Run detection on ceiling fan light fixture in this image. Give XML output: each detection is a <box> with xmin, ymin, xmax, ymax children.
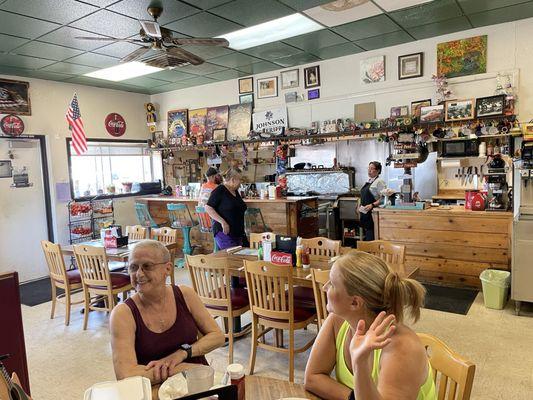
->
<box><xmin>140</xmin><ymin>20</ymin><xmax>162</xmax><ymax>38</ymax></box>
<box><xmin>84</xmin><ymin>61</ymin><xmax>163</xmax><ymax>81</ymax></box>
<box><xmin>218</xmin><ymin>13</ymin><xmax>323</xmax><ymax>50</ymax></box>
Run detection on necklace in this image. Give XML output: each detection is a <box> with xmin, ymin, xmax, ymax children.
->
<box><xmin>140</xmin><ymin>289</ymin><xmax>167</xmax><ymax>330</ymax></box>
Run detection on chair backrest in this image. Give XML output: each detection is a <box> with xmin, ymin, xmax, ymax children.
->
<box><xmin>41</xmin><ymin>240</ymin><xmax>68</xmax><ymax>283</ymax></box>
<box><xmin>73</xmin><ymin>245</ymin><xmax>111</xmax><ymax>288</ymax></box>
<box><xmin>168</xmin><ymin>203</ymin><xmax>194</xmax><ymax>228</ymax></box>
<box><xmin>249</xmin><ymin>232</ymin><xmax>276</xmax><ymax>249</ymax></box>
<box><xmin>150</xmin><ymin>227</ymin><xmax>178</xmax><ymax>245</ymax></box>
<box><xmin>195</xmin><ymin>205</ymin><xmax>213</xmax><ymax>233</ymax></box>
<box><xmin>339</xmin><ymin>246</ymin><xmax>354</xmax><ymax>255</ymax></box>
<box><xmin>301</xmin><ymin>237</ymin><xmax>341</xmax><ymax>258</ymax></box>
<box><xmin>135</xmin><ymin>203</ymin><xmax>156</xmax><ymax>228</ymax></box>
<box><xmin>311</xmin><ymin>268</ymin><xmax>330</xmax><ymax>330</ymax></box>
<box><xmin>357</xmin><ymin>240</ymin><xmax>406</xmax><ymax>266</ymax></box>
<box><xmin>244</xmin><ymin>208</ymin><xmax>267</xmax><ymax>235</ymax></box>
<box><xmin>418</xmin><ymin>333</ymin><xmax>476</xmax><ymax>400</ymax></box>
<box><xmin>244</xmin><ymin>260</ymin><xmax>293</xmax><ymax>322</ymax></box>
<box><xmin>185</xmin><ymin>254</ymin><xmax>232</xmax><ymax>310</ymax></box>
<box><xmin>125</xmin><ymin>225</ymin><xmax>147</xmax><ymax>241</ymax></box>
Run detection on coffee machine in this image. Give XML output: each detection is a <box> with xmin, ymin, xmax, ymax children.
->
<box><xmin>485</xmin><ymin>154</ymin><xmax>509</xmax><ymax>211</ymax></box>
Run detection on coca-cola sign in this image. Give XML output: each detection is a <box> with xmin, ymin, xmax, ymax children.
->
<box><xmin>0</xmin><ymin>114</ymin><xmax>24</xmax><ymax>136</ymax></box>
<box><xmin>270</xmin><ymin>251</ymin><xmax>293</xmax><ymax>266</ymax></box>
<box><xmin>105</xmin><ymin>113</ymin><xmax>126</xmax><ymax>137</ymax></box>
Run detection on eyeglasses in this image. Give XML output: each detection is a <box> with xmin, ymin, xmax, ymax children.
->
<box><xmin>128</xmin><ymin>262</ymin><xmax>167</xmax><ymax>274</ymax></box>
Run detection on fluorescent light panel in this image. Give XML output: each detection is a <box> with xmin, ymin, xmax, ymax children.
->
<box><xmin>219</xmin><ymin>13</ymin><xmax>323</xmax><ymax>50</ymax></box>
<box><xmin>84</xmin><ymin>61</ymin><xmax>163</xmax><ymax>81</ymax></box>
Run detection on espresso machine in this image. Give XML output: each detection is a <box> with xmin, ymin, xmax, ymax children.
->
<box><xmin>485</xmin><ymin>154</ymin><xmax>509</xmax><ymax>211</ymax></box>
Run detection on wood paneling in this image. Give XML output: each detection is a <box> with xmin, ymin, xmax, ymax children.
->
<box><xmin>379</xmin><ymin>214</ymin><xmax>510</xmax><ymax>233</ymax></box>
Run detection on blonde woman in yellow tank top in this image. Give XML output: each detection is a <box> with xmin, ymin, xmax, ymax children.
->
<box><xmin>304</xmin><ymin>251</ymin><xmax>436</xmax><ymax>400</ymax></box>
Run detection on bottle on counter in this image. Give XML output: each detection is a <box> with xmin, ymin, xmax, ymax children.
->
<box><xmin>296</xmin><ymin>245</ymin><xmax>303</xmax><ymax>268</ymax></box>
<box><xmin>257</xmin><ymin>243</ymin><xmax>263</xmax><ymax>261</ymax></box>
<box><xmin>226</xmin><ymin>364</ymin><xmax>245</xmax><ymax>400</ymax></box>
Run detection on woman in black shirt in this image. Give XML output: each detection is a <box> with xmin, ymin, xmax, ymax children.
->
<box><xmin>205</xmin><ymin>167</ymin><xmax>248</xmax><ymax>250</ymax></box>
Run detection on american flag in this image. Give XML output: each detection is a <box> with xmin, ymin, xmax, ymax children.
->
<box><xmin>66</xmin><ymin>93</ymin><xmax>88</xmax><ymax>155</ymax></box>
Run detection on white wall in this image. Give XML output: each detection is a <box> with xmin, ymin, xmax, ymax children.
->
<box><xmin>0</xmin><ymin>76</ymin><xmax>150</xmax><ymax>246</ymax></box>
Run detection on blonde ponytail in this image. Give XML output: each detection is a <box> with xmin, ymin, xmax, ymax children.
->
<box><xmin>384</xmin><ymin>271</ymin><xmax>426</xmax><ymax>323</ymax></box>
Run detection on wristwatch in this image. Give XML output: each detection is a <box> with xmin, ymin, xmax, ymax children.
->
<box><xmin>180</xmin><ymin>343</ymin><xmax>193</xmax><ymax>360</ymax></box>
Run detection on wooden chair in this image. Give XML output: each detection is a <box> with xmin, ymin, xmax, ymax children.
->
<box><xmin>186</xmin><ymin>254</ymin><xmax>250</xmax><ymax>364</ymax></box>
<box><xmin>310</xmin><ymin>269</ymin><xmax>330</xmax><ymax>330</ymax></box>
<box><xmin>41</xmin><ymin>240</ymin><xmax>83</xmax><ymax>326</ymax></box>
<box><xmin>301</xmin><ymin>237</ymin><xmax>341</xmax><ymax>259</ymax></box>
<box><xmin>418</xmin><ymin>333</ymin><xmax>476</xmax><ymax>400</ymax></box>
<box><xmin>73</xmin><ymin>245</ymin><xmax>132</xmax><ymax>330</ymax></box>
<box><xmin>195</xmin><ymin>205</ymin><xmax>217</xmax><ymax>252</ymax></box>
<box><xmin>357</xmin><ymin>240</ymin><xmax>406</xmax><ymax>269</ymax></box>
<box><xmin>340</xmin><ymin>246</ymin><xmax>354</xmax><ymax>255</ymax></box>
<box><xmin>249</xmin><ymin>232</ymin><xmax>276</xmax><ymax>249</ymax></box>
<box><xmin>125</xmin><ymin>225</ymin><xmax>147</xmax><ymax>241</ymax></box>
<box><xmin>244</xmin><ymin>260</ymin><xmax>316</xmax><ymax>382</ymax></box>
<box><xmin>151</xmin><ymin>227</ymin><xmax>178</xmax><ymax>285</ymax></box>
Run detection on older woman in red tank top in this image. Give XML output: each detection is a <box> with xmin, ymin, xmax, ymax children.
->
<box><xmin>110</xmin><ymin>240</ymin><xmax>224</xmax><ymax>384</ymax></box>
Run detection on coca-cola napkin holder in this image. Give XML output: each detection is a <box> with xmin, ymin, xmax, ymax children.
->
<box><xmin>270</xmin><ymin>251</ymin><xmax>293</xmax><ymax>266</ymax></box>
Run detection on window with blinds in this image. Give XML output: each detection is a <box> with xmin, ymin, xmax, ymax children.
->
<box><xmin>68</xmin><ymin>140</ymin><xmax>163</xmax><ymax>199</ymax></box>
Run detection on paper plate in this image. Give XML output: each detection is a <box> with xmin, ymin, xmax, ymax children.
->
<box><xmin>159</xmin><ymin>371</ymin><xmax>225</xmax><ymax>400</ymax></box>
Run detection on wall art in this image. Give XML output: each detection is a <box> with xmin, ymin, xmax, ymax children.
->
<box><xmin>206</xmin><ymin>105</ymin><xmax>229</xmax><ymax>141</ymax></box>
<box><xmin>445</xmin><ymin>99</ymin><xmax>475</xmax><ymax>122</ymax></box>
<box><xmin>360</xmin><ymin>56</ymin><xmax>385</xmax><ymax>84</ymax></box>
<box><xmin>0</xmin><ymin>78</ymin><xmax>31</xmax><ymax>115</ymax></box>
<box><xmin>308</xmin><ymin>89</ymin><xmax>320</xmax><ymax>100</ymax></box>
<box><xmin>476</xmin><ymin>95</ymin><xmax>505</xmax><ymax>118</ymax></box>
<box><xmin>304</xmin><ymin>65</ymin><xmax>320</xmax><ymax>88</ymax></box>
<box><xmin>437</xmin><ymin>35</ymin><xmax>487</xmax><ymax>78</ymax></box>
<box><xmin>281</xmin><ymin>69</ymin><xmax>299</xmax><ymax>89</ymax></box>
<box><xmin>411</xmin><ymin>99</ymin><xmax>431</xmax><ymax>118</ymax></box>
<box><xmin>238</xmin><ymin>77</ymin><xmax>253</xmax><ymax>94</ymax></box>
<box><xmin>227</xmin><ymin>103</ymin><xmax>252</xmax><ymax>140</ymax></box>
<box><xmin>167</xmin><ymin>109</ymin><xmax>188</xmax><ymax>138</ymax></box>
<box><xmin>420</xmin><ymin>105</ymin><xmax>444</xmax><ymax>123</ymax></box>
<box><xmin>257</xmin><ymin>76</ymin><xmax>278</xmax><ymax>99</ymax></box>
<box><xmin>398</xmin><ymin>52</ymin><xmax>423</xmax><ymax>80</ymax></box>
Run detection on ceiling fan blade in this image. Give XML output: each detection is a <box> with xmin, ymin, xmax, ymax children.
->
<box><xmin>170</xmin><ymin>38</ymin><xmax>229</xmax><ymax>47</ymax></box>
<box><xmin>75</xmin><ymin>36</ymin><xmax>145</xmax><ymax>43</ymax></box>
<box><xmin>166</xmin><ymin>46</ymin><xmax>204</xmax><ymax>65</ymax></box>
<box><xmin>120</xmin><ymin>46</ymin><xmax>152</xmax><ymax>63</ymax></box>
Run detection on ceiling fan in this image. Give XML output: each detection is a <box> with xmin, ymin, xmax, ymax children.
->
<box><xmin>75</xmin><ymin>3</ymin><xmax>229</xmax><ymax>68</ymax></box>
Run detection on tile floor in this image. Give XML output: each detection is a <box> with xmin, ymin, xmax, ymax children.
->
<box><xmin>21</xmin><ymin>269</ymin><xmax>533</xmax><ymax>400</ymax></box>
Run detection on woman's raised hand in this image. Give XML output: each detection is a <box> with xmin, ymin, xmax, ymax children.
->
<box><xmin>349</xmin><ymin>311</ymin><xmax>396</xmax><ymax>367</ymax></box>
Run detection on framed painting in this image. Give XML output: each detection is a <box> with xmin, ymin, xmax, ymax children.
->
<box><xmin>308</xmin><ymin>89</ymin><xmax>320</xmax><ymax>100</ymax></box>
<box><xmin>257</xmin><ymin>77</ymin><xmax>278</xmax><ymax>99</ymax></box>
<box><xmin>239</xmin><ymin>93</ymin><xmax>254</xmax><ymax>104</ymax></box>
<box><xmin>445</xmin><ymin>99</ymin><xmax>475</xmax><ymax>122</ymax></box>
<box><xmin>188</xmin><ymin>108</ymin><xmax>207</xmax><ymax>139</ymax></box>
<box><xmin>476</xmin><ymin>95</ymin><xmax>505</xmax><ymax>118</ymax></box>
<box><xmin>227</xmin><ymin>103</ymin><xmax>252</xmax><ymax>140</ymax></box>
<box><xmin>206</xmin><ymin>105</ymin><xmax>229</xmax><ymax>141</ymax></box>
<box><xmin>304</xmin><ymin>65</ymin><xmax>320</xmax><ymax>88</ymax></box>
<box><xmin>281</xmin><ymin>69</ymin><xmax>299</xmax><ymax>89</ymax></box>
<box><xmin>360</xmin><ymin>56</ymin><xmax>385</xmax><ymax>84</ymax></box>
<box><xmin>390</xmin><ymin>106</ymin><xmax>409</xmax><ymax>118</ymax></box>
<box><xmin>411</xmin><ymin>99</ymin><xmax>431</xmax><ymax>118</ymax></box>
<box><xmin>0</xmin><ymin>78</ymin><xmax>31</xmax><ymax>115</ymax></box>
<box><xmin>167</xmin><ymin>109</ymin><xmax>188</xmax><ymax>138</ymax></box>
<box><xmin>420</xmin><ymin>105</ymin><xmax>444</xmax><ymax>123</ymax></box>
<box><xmin>437</xmin><ymin>35</ymin><xmax>487</xmax><ymax>78</ymax></box>
<box><xmin>238</xmin><ymin>77</ymin><xmax>253</xmax><ymax>94</ymax></box>
<box><xmin>213</xmin><ymin>128</ymin><xmax>227</xmax><ymax>143</ymax></box>
<box><xmin>398</xmin><ymin>52</ymin><xmax>423</xmax><ymax>80</ymax></box>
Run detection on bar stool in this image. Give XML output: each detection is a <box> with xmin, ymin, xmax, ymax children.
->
<box><xmin>135</xmin><ymin>203</ymin><xmax>166</xmax><ymax>230</ymax></box>
<box><xmin>167</xmin><ymin>203</ymin><xmax>197</xmax><ymax>267</ymax></box>
<box><xmin>244</xmin><ymin>208</ymin><xmax>269</xmax><ymax>237</ymax></box>
<box><xmin>195</xmin><ymin>205</ymin><xmax>218</xmax><ymax>252</ymax></box>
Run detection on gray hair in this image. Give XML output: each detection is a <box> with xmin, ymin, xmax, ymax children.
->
<box><xmin>223</xmin><ymin>167</ymin><xmax>242</xmax><ymax>181</ymax></box>
<box><xmin>131</xmin><ymin>239</ymin><xmax>170</xmax><ymax>263</ymax></box>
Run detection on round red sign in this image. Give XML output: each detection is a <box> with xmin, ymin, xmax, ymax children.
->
<box><xmin>105</xmin><ymin>113</ymin><xmax>126</xmax><ymax>137</ymax></box>
<box><xmin>0</xmin><ymin>114</ymin><xmax>24</xmax><ymax>136</ymax></box>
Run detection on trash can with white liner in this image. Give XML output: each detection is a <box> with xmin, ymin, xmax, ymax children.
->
<box><xmin>479</xmin><ymin>269</ymin><xmax>511</xmax><ymax>310</ymax></box>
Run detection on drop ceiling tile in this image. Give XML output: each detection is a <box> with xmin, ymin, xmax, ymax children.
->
<box><xmin>209</xmin><ymin>52</ymin><xmax>262</xmax><ymax>68</ymax></box>
<box><xmin>0</xmin><ymin>33</ymin><xmax>29</xmax><ymax>52</ymax></box>
<box><xmin>92</xmin><ymin>41</ymin><xmax>144</xmax><ymax>58</ymax></box>
<box><xmin>0</xmin><ymin>10</ymin><xmax>60</xmax><ymax>39</ymax></box>
<box><xmin>178</xmin><ymin>44</ymin><xmax>235</xmax><ymax>60</ymax></box>
<box><xmin>179</xmin><ymin>62</ymin><xmax>229</xmax><ymax>75</ymax></box>
<box><xmin>186</xmin><ymin>0</ymin><xmax>234</xmax><ymax>9</ymax></box>
<box><xmin>311</xmin><ymin>42</ymin><xmax>364</xmax><ymax>59</ymax></box>
<box><xmin>21</xmin><ymin>70</ymin><xmax>75</xmax><ymax>81</ymax></box>
<box><xmin>210</xmin><ymin>0</ymin><xmax>294</xmax><ymax>26</ymax></box>
<box><xmin>273</xmin><ymin>52</ymin><xmax>321</xmax><ymax>68</ymax></box>
<box><xmin>107</xmin><ymin>0</ymin><xmax>199</xmax><ymax>25</ymax></box>
<box><xmin>0</xmin><ymin>65</ymin><xmax>34</xmax><ymax>76</ymax></box>
<box><xmin>64</xmin><ymin>76</ymin><xmax>147</xmax><ymax>93</ymax></box>
<box><xmin>39</xmin><ymin>27</ymin><xmax>110</xmax><ymax>51</ymax></box>
<box><xmin>42</xmin><ymin>61</ymin><xmax>98</xmax><ymax>74</ymax></box>
<box><xmin>207</xmin><ymin>68</ymin><xmax>247</xmax><ymax>80</ymax></box>
<box><xmin>469</xmin><ymin>2</ymin><xmax>533</xmax><ymax>27</ymax></box>
<box><xmin>0</xmin><ymin>0</ymin><xmax>98</xmax><ymax>24</ymax></box>
<box><xmin>242</xmin><ymin>42</ymin><xmax>303</xmax><ymax>59</ymax></box>
<box><xmin>373</xmin><ymin>0</ymin><xmax>434</xmax><ymax>12</ymax></box>
<box><xmin>70</xmin><ymin>9</ymin><xmax>141</xmax><ymax>38</ymax></box>
<box><xmin>14</xmin><ymin>41</ymin><xmax>84</xmax><ymax>61</ymax></box>
<box><xmin>64</xmin><ymin>52</ymin><xmax>120</xmax><ymax>68</ymax></box>
<box><xmin>388</xmin><ymin>0</ymin><xmax>462</xmax><ymax>28</ymax></box>
<box><xmin>147</xmin><ymin>69</ymin><xmax>197</xmax><ymax>82</ymax></box>
<box><xmin>164</xmin><ymin>12</ymin><xmax>242</xmax><ymax>37</ymax></box>
<box><xmin>457</xmin><ymin>0</ymin><xmax>530</xmax><ymax>14</ymax></box>
<box><xmin>355</xmin><ymin>30</ymin><xmax>414</xmax><ymax>50</ymax></box>
<box><xmin>179</xmin><ymin>76</ymin><xmax>218</xmax><ymax>87</ymax></box>
<box><xmin>406</xmin><ymin>16</ymin><xmax>472</xmax><ymax>39</ymax></box>
<box><xmin>120</xmin><ymin>76</ymin><xmax>171</xmax><ymax>88</ymax></box>
<box><xmin>332</xmin><ymin>14</ymin><xmax>400</xmax><ymax>41</ymax></box>
<box><xmin>278</xmin><ymin>0</ymin><xmax>332</xmax><ymax>11</ymax></box>
<box><xmin>0</xmin><ymin>53</ymin><xmax>56</xmax><ymax>69</ymax></box>
<box><xmin>303</xmin><ymin>1</ymin><xmax>382</xmax><ymax>27</ymax></box>
<box><xmin>235</xmin><ymin>61</ymin><xmax>282</xmax><ymax>74</ymax></box>
<box><xmin>284</xmin><ymin>29</ymin><xmax>347</xmax><ymax>52</ymax></box>
<box><xmin>76</xmin><ymin>0</ymin><xmax>117</xmax><ymax>6</ymax></box>
<box><xmin>149</xmin><ymin>81</ymin><xmax>191</xmax><ymax>93</ymax></box>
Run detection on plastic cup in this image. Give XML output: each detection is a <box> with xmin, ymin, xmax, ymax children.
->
<box><xmin>185</xmin><ymin>366</ymin><xmax>214</xmax><ymax>394</ymax></box>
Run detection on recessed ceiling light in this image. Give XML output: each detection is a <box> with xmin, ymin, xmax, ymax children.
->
<box><xmin>84</xmin><ymin>61</ymin><xmax>163</xmax><ymax>81</ymax></box>
<box><xmin>373</xmin><ymin>0</ymin><xmax>434</xmax><ymax>12</ymax></box>
<box><xmin>218</xmin><ymin>14</ymin><xmax>323</xmax><ymax>51</ymax></box>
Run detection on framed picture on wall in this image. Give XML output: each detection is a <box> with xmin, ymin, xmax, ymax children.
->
<box><xmin>257</xmin><ymin>77</ymin><xmax>278</xmax><ymax>99</ymax></box>
<box><xmin>308</xmin><ymin>89</ymin><xmax>320</xmax><ymax>100</ymax></box>
<box><xmin>239</xmin><ymin>93</ymin><xmax>254</xmax><ymax>104</ymax></box>
<box><xmin>213</xmin><ymin>128</ymin><xmax>227</xmax><ymax>142</ymax></box>
<box><xmin>303</xmin><ymin>65</ymin><xmax>320</xmax><ymax>88</ymax></box>
<box><xmin>411</xmin><ymin>99</ymin><xmax>431</xmax><ymax>118</ymax></box>
<box><xmin>398</xmin><ymin>52</ymin><xmax>423</xmax><ymax>80</ymax></box>
<box><xmin>476</xmin><ymin>95</ymin><xmax>505</xmax><ymax>117</ymax></box>
<box><xmin>281</xmin><ymin>69</ymin><xmax>299</xmax><ymax>89</ymax></box>
<box><xmin>420</xmin><ymin>105</ymin><xmax>444</xmax><ymax>123</ymax></box>
<box><xmin>0</xmin><ymin>78</ymin><xmax>31</xmax><ymax>115</ymax></box>
<box><xmin>167</xmin><ymin>109</ymin><xmax>188</xmax><ymax>138</ymax></box>
<box><xmin>445</xmin><ymin>99</ymin><xmax>475</xmax><ymax>122</ymax></box>
<box><xmin>238</xmin><ymin>77</ymin><xmax>253</xmax><ymax>94</ymax></box>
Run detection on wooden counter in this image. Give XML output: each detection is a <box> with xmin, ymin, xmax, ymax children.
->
<box><xmin>375</xmin><ymin>206</ymin><xmax>512</xmax><ymax>288</ymax></box>
<box><xmin>139</xmin><ymin>195</ymin><xmax>319</xmax><ymax>252</ymax></box>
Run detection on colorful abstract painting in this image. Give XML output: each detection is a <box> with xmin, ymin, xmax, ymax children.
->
<box><xmin>206</xmin><ymin>106</ymin><xmax>229</xmax><ymax>141</ymax></box>
<box><xmin>437</xmin><ymin>35</ymin><xmax>487</xmax><ymax>78</ymax></box>
<box><xmin>188</xmin><ymin>108</ymin><xmax>207</xmax><ymax>139</ymax></box>
<box><xmin>360</xmin><ymin>56</ymin><xmax>385</xmax><ymax>84</ymax></box>
<box><xmin>167</xmin><ymin>109</ymin><xmax>188</xmax><ymax>138</ymax></box>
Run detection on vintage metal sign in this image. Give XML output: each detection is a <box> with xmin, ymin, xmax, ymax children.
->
<box><xmin>105</xmin><ymin>113</ymin><xmax>126</xmax><ymax>137</ymax></box>
<box><xmin>0</xmin><ymin>114</ymin><xmax>24</xmax><ymax>136</ymax></box>
<box><xmin>252</xmin><ymin>107</ymin><xmax>288</xmax><ymax>135</ymax></box>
